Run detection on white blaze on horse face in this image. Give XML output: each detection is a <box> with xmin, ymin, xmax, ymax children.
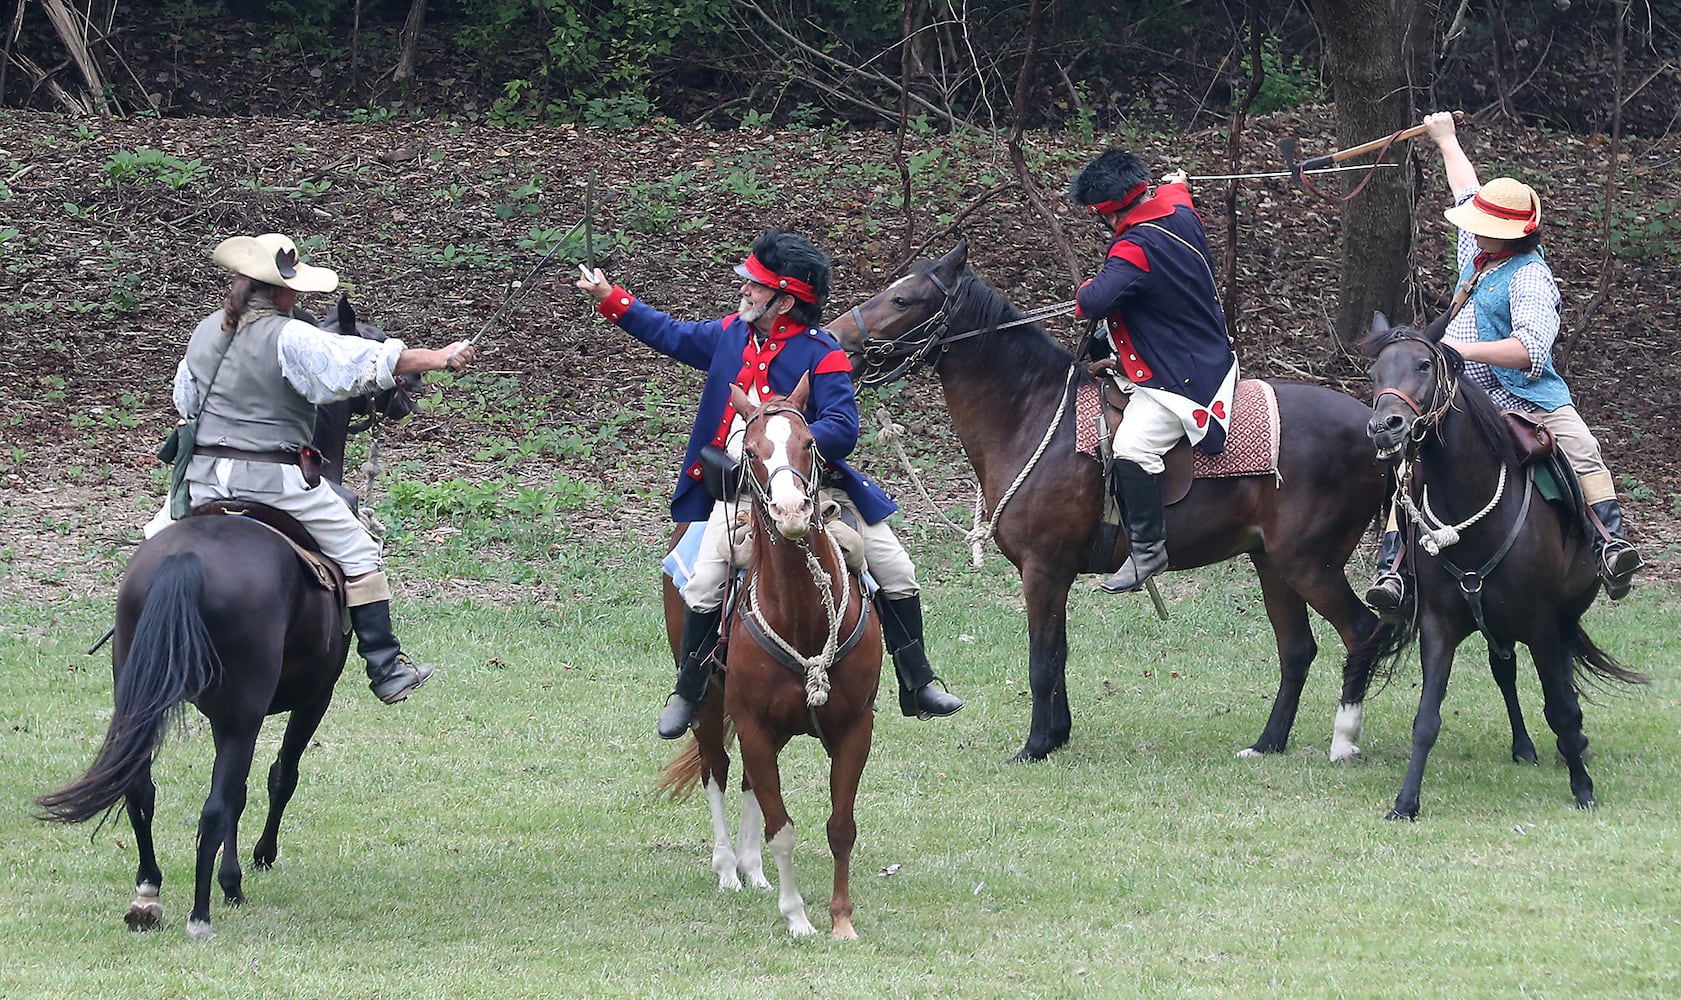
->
<box><xmin>763</xmin><ymin>414</ymin><xmax>812</xmax><ymax>538</ymax></box>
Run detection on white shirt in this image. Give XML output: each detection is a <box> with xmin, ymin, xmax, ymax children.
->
<box><xmin>173</xmin><ymin>317</ymin><xmax>406</xmax><ymax>416</ymax></box>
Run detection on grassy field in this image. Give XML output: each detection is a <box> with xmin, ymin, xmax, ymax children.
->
<box><xmin>3</xmin><ymin>526</ymin><xmax>1678</xmax><ymax>999</ymax></box>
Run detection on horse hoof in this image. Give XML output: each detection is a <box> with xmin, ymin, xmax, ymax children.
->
<box><xmin>1575</xmin><ymin>797</ymin><xmax>1598</xmax><ymax>812</ymax></box>
<box><xmin>1008</xmin><ymin>747</ymin><xmax>1048</xmax><ymax>765</ymax></box>
<box><xmin>1328</xmin><ymin>743</ymin><xmax>1362</xmax><ymax>763</ymax></box>
<box><xmin>786</xmin><ymin>916</ymin><xmax>819</xmax><ymax>938</ymax></box>
<box><xmin>1235</xmin><ymin>747</ymin><xmax>1263</xmax><ymax>759</ymax></box>
<box><xmin>717</xmin><ymin>872</ymin><xmax>743</xmax><ymax>892</ymax></box>
<box><xmin>124</xmin><ymin>897</ymin><xmax>163</xmax><ymax>933</ymax></box>
<box><xmin>185</xmin><ymin>918</ymin><xmax>215</xmax><ymax>941</ymax></box>
<box><xmin>1513</xmin><ymin>747</ymin><xmax>1539</xmax><ymax>766</ymax></box>
<box><xmin>1384</xmin><ymin>808</ymin><xmax>1418</xmax><ymax>822</ymax></box>
<box><xmin>831</xmin><ymin>920</ymin><xmax>858</xmax><ymax>941</ymax></box>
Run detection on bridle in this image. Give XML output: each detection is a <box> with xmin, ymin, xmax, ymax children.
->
<box><xmin>1372</xmin><ymin>334</ymin><xmax>1460</xmax><ymax>455</ymax></box>
<box><xmin>847</xmin><ymin>269</ymin><xmax>1076</xmax><ymax>387</ymax></box>
<box><xmin>738</xmin><ymin>403</ymin><xmax>822</xmax><ymax>540</ymax></box>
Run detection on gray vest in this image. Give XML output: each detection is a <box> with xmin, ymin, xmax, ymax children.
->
<box><xmin>184</xmin><ymin>310</ymin><xmax>317</xmax><ymax>453</ymax></box>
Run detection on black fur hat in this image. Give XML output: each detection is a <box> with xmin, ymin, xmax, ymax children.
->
<box><xmin>736</xmin><ymin>230</ymin><xmax>831</xmax><ymax>325</ymax></box>
<box><xmin>1069</xmin><ymin>148</ymin><xmax>1151</xmax><ymax>211</ymax></box>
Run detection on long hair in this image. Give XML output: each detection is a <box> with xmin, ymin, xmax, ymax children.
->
<box><xmin>221</xmin><ymin>276</ymin><xmax>284</xmax><ymax>332</ymax></box>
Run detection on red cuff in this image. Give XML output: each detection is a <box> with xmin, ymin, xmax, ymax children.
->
<box><xmin>596</xmin><ymin>286</ymin><xmax>636</xmax><ymax>323</ymax></box>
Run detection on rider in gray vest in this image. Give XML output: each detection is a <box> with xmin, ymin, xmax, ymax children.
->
<box><xmin>146</xmin><ymin>233</ymin><xmax>478</xmax><ymax>703</ymax></box>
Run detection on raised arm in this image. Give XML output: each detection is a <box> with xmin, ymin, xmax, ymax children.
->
<box><xmin>1425</xmin><ymin>111</ymin><xmax>1480</xmax><ymax>196</ymax></box>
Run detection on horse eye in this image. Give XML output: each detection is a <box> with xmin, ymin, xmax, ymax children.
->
<box><xmin>1416</xmin><ymin>360</ymin><xmax>1431</xmax><ymax>373</ymax></box>
<box><xmin>890</xmin><ymin>296</ymin><xmax>909</xmax><ymax>309</ymax></box>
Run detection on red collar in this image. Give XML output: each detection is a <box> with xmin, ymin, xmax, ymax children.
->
<box><xmin>729</xmin><ymin>314</ymin><xmax>809</xmax><ymax>343</ymax></box>
<box><xmin>1114</xmin><ymin>182</ymin><xmax>1193</xmax><ymax>233</ymax></box>
<box><xmin>1472</xmin><ymin>249</ymin><xmax>1517</xmax><ymax>272</ymax></box>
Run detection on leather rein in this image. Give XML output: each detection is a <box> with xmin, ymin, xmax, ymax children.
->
<box><xmin>847</xmin><ymin>270</ymin><xmax>1076</xmax><ymax>387</ymax></box>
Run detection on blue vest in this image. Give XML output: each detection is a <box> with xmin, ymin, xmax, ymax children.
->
<box><xmin>1459</xmin><ymin>251</ymin><xmax>1572</xmax><ymax>411</ymax></box>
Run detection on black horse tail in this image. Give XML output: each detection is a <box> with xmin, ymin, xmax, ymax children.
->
<box><xmin>37</xmin><ymin>553</ymin><xmax>222</xmax><ymax>824</ymax></box>
<box><xmin>1351</xmin><ymin>618</ymin><xmax>1416</xmax><ymax>695</ymax></box>
<box><xmin>1573</xmin><ymin>624</ymin><xmax>1648</xmax><ymax>688</ymax></box>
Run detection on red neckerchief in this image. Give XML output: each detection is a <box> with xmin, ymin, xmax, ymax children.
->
<box><xmin>1472</xmin><ymin>248</ymin><xmax>1517</xmax><ymax>273</ymax></box>
<box><xmin>704</xmin><ymin>317</ymin><xmax>810</xmax><ymax>452</ymax></box>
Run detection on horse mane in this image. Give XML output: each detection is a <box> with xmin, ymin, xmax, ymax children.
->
<box><xmin>1361</xmin><ymin>323</ymin><xmax>1516</xmax><ymax>467</ymax></box>
<box><xmin>941</xmin><ymin>264</ymin><xmax>1075</xmax><ymax>393</ymax></box>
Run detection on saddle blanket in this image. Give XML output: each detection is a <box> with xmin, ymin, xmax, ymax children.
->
<box><xmin>664</xmin><ymin>520</ymin><xmax>877</xmax><ymax>593</ymax></box>
<box><xmin>1077</xmin><ymin>376</ymin><xmax>1282</xmax><ymax>479</ymax></box>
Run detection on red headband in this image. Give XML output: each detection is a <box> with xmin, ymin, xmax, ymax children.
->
<box><xmin>1086</xmin><ymin>183</ymin><xmax>1150</xmax><ymax>217</ymax></box>
<box><xmin>739</xmin><ymin>252</ymin><xmax>818</xmax><ymax>304</ymax></box>
<box><xmin>1472</xmin><ymin>192</ymin><xmax>1539</xmax><ymax>234</ymax></box>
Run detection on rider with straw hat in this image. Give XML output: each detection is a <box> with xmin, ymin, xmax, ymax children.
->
<box><xmin>1366</xmin><ymin>113</ymin><xmax>1642</xmax><ymax>618</ymax></box>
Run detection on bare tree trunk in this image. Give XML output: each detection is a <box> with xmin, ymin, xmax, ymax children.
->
<box><xmin>1556</xmin><ymin>0</ymin><xmax>1626</xmax><ymax>371</ymax></box>
<box><xmin>1310</xmin><ymin>0</ymin><xmax>1419</xmax><ymax>346</ymax></box>
<box><xmin>893</xmin><ymin>0</ymin><xmax>915</xmax><ymax>258</ymax></box>
<box><xmin>394</xmin><ymin>0</ymin><xmax>425</xmax><ymax>85</ymax></box>
<box><xmin>1006</xmin><ymin>0</ymin><xmax>1079</xmax><ymax>291</ymax></box>
<box><xmin>1220</xmin><ymin>0</ymin><xmax>1265</xmax><ymax>340</ymax></box>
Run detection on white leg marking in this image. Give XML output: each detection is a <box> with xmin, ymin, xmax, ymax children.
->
<box><xmin>1235</xmin><ymin>746</ymin><xmax>1263</xmax><ymax>758</ymax></box>
<box><xmin>736</xmin><ymin>790</ymin><xmax>771</xmax><ymax>891</ymax></box>
<box><xmin>1330</xmin><ymin>702</ymin><xmax>1364</xmax><ymax>762</ymax></box>
<box><xmin>185</xmin><ymin>918</ymin><xmax>214</xmax><ymax>941</ymax></box>
<box><xmin>767</xmin><ymin>823</ymin><xmax>815</xmax><ymax>937</ymax></box>
<box><xmin>704</xmin><ymin>777</ymin><xmax>741</xmax><ymax>892</ymax></box>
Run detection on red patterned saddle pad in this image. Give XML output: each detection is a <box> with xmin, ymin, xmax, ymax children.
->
<box><xmin>1076</xmin><ymin>377</ymin><xmax>1281</xmax><ymax>479</ymax></box>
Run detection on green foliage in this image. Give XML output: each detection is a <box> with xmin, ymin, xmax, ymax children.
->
<box><xmin>461</xmin><ymin>0</ymin><xmax>728</xmax><ymax>126</ymax></box>
<box><xmin>1609</xmin><ymin>198</ymin><xmax>1681</xmax><ymax>262</ymax></box>
<box><xmin>1240</xmin><ymin>38</ymin><xmax>1325</xmax><ymax>114</ymax></box>
<box><xmin>100</xmin><ymin>147</ymin><xmax>210</xmax><ymax>189</ymax></box>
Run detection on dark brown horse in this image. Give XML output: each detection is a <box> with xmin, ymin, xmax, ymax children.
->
<box><xmin>1364</xmin><ymin>316</ymin><xmax>1645</xmax><ymax>818</ymax></box>
<box><xmin>37</xmin><ymin>299</ymin><xmax>417</xmax><ymax>938</ymax></box>
<box><xmin>830</xmin><ymin>242</ymin><xmax>1394</xmax><ymax>763</ymax></box>
<box><xmin>658</xmin><ymin>378</ymin><xmax>881</xmax><ymax>938</ymax></box>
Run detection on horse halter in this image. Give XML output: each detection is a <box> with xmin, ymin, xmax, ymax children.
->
<box><xmin>1374</xmin><ymin>336</ymin><xmax>1460</xmax><ymax>453</ymax></box>
<box><xmin>848</xmin><ymin>269</ymin><xmax>955</xmax><ymax>388</ymax></box>
<box><xmin>739</xmin><ymin>403</ymin><xmax>822</xmax><ymax>538</ymax></box>
<box><xmin>850</xmin><ymin>270</ymin><xmax>1078</xmax><ymax>388</ymax></box>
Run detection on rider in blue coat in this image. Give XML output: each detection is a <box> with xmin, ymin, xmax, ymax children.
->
<box><xmin>1070</xmin><ymin>148</ymin><xmax>1239</xmax><ymax>595</ymax></box>
<box><xmin>578</xmin><ymin>231</ymin><xmax>962</xmax><ymax>737</ymax></box>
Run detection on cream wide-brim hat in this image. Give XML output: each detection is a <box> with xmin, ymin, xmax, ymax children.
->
<box><xmin>1443</xmin><ymin>177</ymin><xmax>1542</xmax><ymax>241</ymax></box>
<box><xmin>212</xmin><ymin>233</ymin><xmax>339</xmax><ymax>292</ymax></box>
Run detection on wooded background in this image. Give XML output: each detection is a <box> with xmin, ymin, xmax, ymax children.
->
<box><xmin>3</xmin><ymin>0</ymin><xmax>1677</xmax><ymax>340</ymax></box>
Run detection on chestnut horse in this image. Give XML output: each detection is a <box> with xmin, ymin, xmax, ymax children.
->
<box><xmin>37</xmin><ymin>299</ymin><xmax>418</xmax><ymax>938</ymax></box>
<box><xmin>830</xmin><ymin>242</ymin><xmax>1394</xmax><ymax>763</ymax></box>
<box><xmin>1364</xmin><ymin>316</ymin><xmax>1645</xmax><ymax>819</ymax></box>
<box><xmin>658</xmin><ymin>379</ymin><xmax>882</xmax><ymax>939</ymax></box>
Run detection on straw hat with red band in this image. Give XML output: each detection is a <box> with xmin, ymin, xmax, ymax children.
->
<box><xmin>1444</xmin><ymin>177</ymin><xmax>1542</xmax><ymax>240</ymax></box>
<box><xmin>734</xmin><ymin>252</ymin><xmax>819</xmax><ymax>304</ymax></box>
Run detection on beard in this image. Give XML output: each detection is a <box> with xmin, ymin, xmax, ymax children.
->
<box><xmin>738</xmin><ymin>297</ymin><xmax>769</xmax><ymax>324</ymax></box>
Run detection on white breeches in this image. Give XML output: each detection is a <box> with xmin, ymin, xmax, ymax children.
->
<box><xmin>1110</xmin><ymin>388</ymin><xmax>1186</xmax><ymax>475</ymax></box>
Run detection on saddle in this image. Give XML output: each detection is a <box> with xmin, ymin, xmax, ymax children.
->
<box><xmin>1088</xmin><ymin>362</ymin><xmax>1196</xmax><ymax>505</ymax></box>
<box><xmin>188</xmin><ymin>500</ymin><xmax>348</xmax><ymax>605</ymax></box>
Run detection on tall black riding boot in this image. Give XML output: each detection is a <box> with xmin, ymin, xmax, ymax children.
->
<box><xmin>1099</xmin><ymin>460</ymin><xmax>1169</xmax><ymax>594</ymax></box>
<box><xmin>657</xmin><ymin>606</ymin><xmax>723</xmax><ymax>739</ymax></box>
<box><xmin>349</xmin><ymin>600</ymin><xmax>435</xmax><ymax>704</ymax></box>
<box><xmin>1589</xmin><ymin>499</ymin><xmax>1643</xmax><ymax>600</ymax></box>
<box><xmin>877</xmin><ymin>594</ymin><xmax>963</xmax><ymax>719</ymax></box>
<box><xmin>1364</xmin><ymin>529</ymin><xmax>1409</xmax><ymax>623</ymax></box>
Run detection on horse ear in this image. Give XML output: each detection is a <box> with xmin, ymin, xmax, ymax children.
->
<box><xmin>1422</xmin><ymin>311</ymin><xmax>1452</xmax><ymax>342</ymax></box>
<box><xmin>788</xmin><ymin>373</ymin><xmax>811</xmax><ymax>410</ymax></box>
<box><xmin>730</xmin><ymin>383</ymin><xmax>755</xmax><ymax>417</ymax></box>
<box><xmin>935</xmin><ymin>241</ymin><xmax>968</xmax><ymax>280</ymax></box>
<box><xmin>336</xmin><ymin>296</ymin><xmax>357</xmax><ymax>336</ymax></box>
<box><xmin>1370</xmin><ymin>311</ymin><xmax>1390</xmax><ymax>334</ymax></box>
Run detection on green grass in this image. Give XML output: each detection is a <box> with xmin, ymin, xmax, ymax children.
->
<box><xmin>3</xmin><ymin>533</ymin><xmax>1679</xmax><ymax>998</ymax></box>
